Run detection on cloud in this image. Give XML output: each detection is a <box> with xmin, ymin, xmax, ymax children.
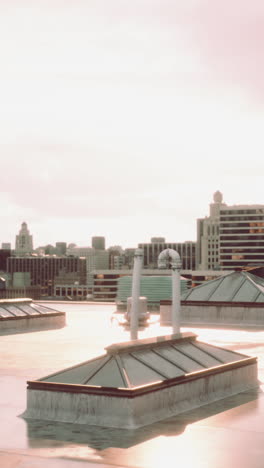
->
<box><xmin>0</xmin><ymin>1</ymin><xmax>263</xmax><ymax>248</ymax></box>
<box><xmin>0</xmin><ymin>144</ymin><xmax>172</xmax><ymax>219</ymax></box>
<box><xmin>191</xmin><ymin>0</ymin><xmax>264</xmax><ymax>100</ymax></box>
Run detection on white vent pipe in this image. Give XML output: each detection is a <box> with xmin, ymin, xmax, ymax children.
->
<box><xmin>130</xmin><ymin>248</ymin><xmax>143</xmax><ymax>340</ymax></box>
<box><xmin>158</xmin><ymin>249</ymin><xmax>182</xmax><ymax>334</ymax></box>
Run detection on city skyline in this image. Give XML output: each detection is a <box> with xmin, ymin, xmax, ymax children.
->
<box><xmin>3</xmin><ymin>191</ymin><xmax>264</xmax><ymax>254</ymax></box>
<box><xmin>0</xmin><ymin>1</ymin><xmax>263</xmax><ymax>249</ymax></box>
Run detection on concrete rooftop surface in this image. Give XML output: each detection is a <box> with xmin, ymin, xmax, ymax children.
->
<box><xmin>1</xmin><ymin>302</ymin><xmax>264</xmax><ymax>468</ymax></box>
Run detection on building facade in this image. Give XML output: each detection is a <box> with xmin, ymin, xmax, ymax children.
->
<box><xmin>196</xmin><ymin>191</ymin><xmax>226</xmax><ymax>270</ymax></box>
<box><xmin>55</xmin><ymin>242</ymin><xmax>67</xmax><ymax>255</ymax></box>
<box><xmin>92</xmin><ymin>236</ymin><xmax>105</xmax><ymax>250</ymax></box>
<box><xmin>197</xmin><ymin>193</ymin><xmax>264</xmax><ymax>271</ymax></box>
<box><xmin>0</xmin><ymin>249</ymin><xmax>11</xmax><ymax>272</ymax></box>
<box><xmin>91</xmin><ymin>269</ymin><xmax>187</xmax><ymax>303</ymax></box>
<box><xmin>219</xmin><ymin>205</ymin><xmax>264</xmax><ymax>270</ymax></box>
<box><xmin>138</xmin><ymin>239</ymin><xmax>196</xmax><ymax>270</ymax></box>
<box><xmin>15</xmin><ymin>222</ymin><xmax>33</xmax><ymax>256</ymax></box>
<box><xmin>7</xmin><ymin>256</ymin><xmax>86</xmax><ymax>297</ymax></box>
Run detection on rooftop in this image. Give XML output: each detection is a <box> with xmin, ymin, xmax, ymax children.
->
<box><xmin>1</xmin><ymin>302</ymin><xmax>264</xmax><ymax>468</ymax></box>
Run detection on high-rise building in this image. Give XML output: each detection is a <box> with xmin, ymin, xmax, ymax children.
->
<box><xmin>55</xmin><ymin>242</ymin><xmax>67</xmax><ymax>256</ymax></box>
<box><xmin>0</xmin><ymin>249</ymin><xmax>11</xmax><ymax>272</ymax></box>
<box><xmin>219</xmin><ymin>205</ymin><xmax>264</xmax><ymax>270</ymax></box>
<box><xmin>15</xmin><ymin>222</ymin><xmax>33</xmax><ymax>256</ymax></box>
<box><xmin>138</xmin><ymin>239</ymin><xmax>196</xmax><ymax>270</ymax></box>
<box><xmin>108</xmin><ymin>246</ymin><xmax>124</xmax><ymax>270</ymax></box>
<box><xmin>197</xmin><ymin>193</ymin><xmax>264</xmax><ymax>271</ymax></box>
<box><xmin>66</xmin><ymin>244</ymin><xmax>109</xmax><ymax>289</ymax></box>
<box><xmin>196</xmin><ymin>191</ymin><xmax>226</xmax><ymax>270</ymax></box>
<box><xmin>123</xmin><ymin>248</ymin><xmax>136</xmax><ymax>269</ymax></box>
<box><xmin>92</xmin><ymin>236</ymin><xmax>105</xmax><ymax>250</ymax></box>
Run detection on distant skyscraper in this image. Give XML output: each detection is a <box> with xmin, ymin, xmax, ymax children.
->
<box><xmin>0</xmin><ymin>249</ymin><xmax>11</xmax><ymax>272</ymax></box>
<box><xmin>15</xmin><ymin>222</ymin><xmax>33</xmax><ymax>256</ymax></box>
<box><xmin>197</xmin><ymin>193</ymin><xmax>264</xmax><ymax>271</ymax></box>
<box><xmin>55</xmin><ymin>242</ymin><xmax>67</xmax><ymax>255</ymax></box>
<box><xmin>196</xmin><ymin>191</ymin><xmax>226</xmax><ymax>270</ymax></box>
<box><xmin>92</xmin><ymin>236</ymin><xmax>105</xmax><ymax>250</ymax></box>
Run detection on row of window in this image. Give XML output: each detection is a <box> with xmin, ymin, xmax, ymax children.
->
<box><xmin>220</xmin><ymin>235</ymin><xmax>264</xmax><ymax>241</ymax></box>
<box><xmin>221</xmin><ymin>255</ymin><xmax>264</xmax><ymax>260</ymax></box>
<box><xmin>206</xmin><ymin>226</ymin><xmax>219</xmax><ymax>235</ymax></box>
<box><xmin>220</xmin><ymin>210</ymin><xmax>264</xmax><ymax>216</ymax></box>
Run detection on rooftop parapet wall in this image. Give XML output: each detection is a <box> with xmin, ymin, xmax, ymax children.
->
<box><xmin>160</xmin><ymin>300</ymin><xmax>264</xmax><ymax>328</ymax></box>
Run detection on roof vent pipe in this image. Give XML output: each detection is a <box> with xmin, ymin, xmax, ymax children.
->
<box><xmin>158</xmin><ymin>249</ymin><xmax>182</xmax><ymax>334</ymax></box>
<box><xmin>130</xmin><ymin>248</ymin><xmax>143</xmax><ymax>340</ymax></box>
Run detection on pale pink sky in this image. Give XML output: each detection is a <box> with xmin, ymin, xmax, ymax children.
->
<box><xmin>0</xmin><ymin>1</ymin><xmax>263</xmax><ymax>249</ymax></box>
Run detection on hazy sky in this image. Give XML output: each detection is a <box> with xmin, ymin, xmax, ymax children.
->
<box><xmin>0</xmin><ymin>0</ymin><xmax>263</xmax><ymax>249</ymax></box>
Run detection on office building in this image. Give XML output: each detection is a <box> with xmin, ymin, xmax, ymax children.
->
<box><xmin>138</xmin><ymin>239</ymin><xmax>196</xmax><ymax>270</ymax></box>
<box><xmin>66</xmin><ymin>244</ymin><xmax>109</xmax><ymax>291</ymax></box>
<box><xmin>91</xmin><ymin>269</ymin><xmax>181</xmax><ymax>302</ymax></box>
<box><xmin>67</xmin><ymin>246</ymin><xmax>93</xmax><ymax>257</ymax></box>
<box><xmin>92</xmin><ymin>236</ymin><xmax>105</xmax><ymax>250</ymax></box>
<box><xmin>197</xmin><ymin>193</ymin><xmax>264</xmax><ymax>271</ymax></box>
<box><xmin>196</xmin><ymin>191</ymin><xmax>226</xmax><ymax>270</ymax></box>
<box><xmin>0</xmin><ymin>249</ymin><xmax>11</xmax><ymax>272</ymax></box>
<box><xmin>7</xmin><ymin>256</ymin><xmax>86</xmax><ymax>297</ymax></box>
<box><xmin>219</xmin><ymin>205</ymin><xmax>264</xmax><ymax>270</ymax></box>
<box><xmin>55</xmin><ymin>242</ymin><xmax>67</xmax><ymax>256</ymax></box>
<box><xmin>108</xmin><ymin>246</ymin><xmax>124</xmax><ymax>270</ymax></box>
<box><xmin>123</xmin><ymin>248</ymin><xmax>136</xmax><ymax>269</ymax></box>
<box><xmin>67</xmin><ymin>245</ymin><xmax>109</xmax><ymax>270</ymax></box>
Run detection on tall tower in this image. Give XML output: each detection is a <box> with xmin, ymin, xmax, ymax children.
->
<box><xmin>196</xmin><ymin>191</ymin><xmax>226</xmax><ymax>270</ymax></box>
<box><xmin>15</xmin><ymin>222</ymin><xmax>33</xmax><ymax>256</ymax></box>
<box><xmin>92</xmin><ymin>237</ymin><xmax>105</xmax><ymax>250</ymax></box>
<box><xmin>210</xmin><ymin>190</ymin><xmax>224</xmax><ymax>217</ymax></box>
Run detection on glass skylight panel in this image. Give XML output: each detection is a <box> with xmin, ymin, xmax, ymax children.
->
<box><xmin>255</xmin><ymin>293</ymin><xmax>264</xmax><ymax>302</ymax></box>
<box><xmin>175</xmin><ymin>343</ymin><xmax>221</xmax><ymax>368</ymax></box>
<box><xmin>4</xmin><ymin>305</ymin><xmax>27</xmax><ymax>316</ymax></box>
<box><xmin>150</xmin><ymin>346</ymin><xmax>204</xmax><ymax>373</ymax></box>
<box><xmin>121</xmin><ymin>354</ymin><xmax>166</xmax><ymax>387</ymax></box>
<box><xmin>0</xmin><ymin>306</ymin><xmax>14</xmax><ymax>317</ymax></box>
<box><xmin>232</xmin><ymin>280</ymin><xmax>259</xmax><ymax>302</ymax></box>
<box><xmin>42</xmin><ymin>357</ymin><xmax>106</xmax><ymax>384</ymax></box>
<box><xmin>87</xmin><ymin>358</ymin><xmax>125</xmax><ymax>388</ymax></box>
<box><xmin>185</xmin><ymin>279</ymin><xmax>220</xmax><ymax>301</ymax></box>
<box><xmin>30</xmin><ymin>303</ymin><xmax>54</xmax><ymax>314</ymax></box>
<box><xmin>209</xmin><ymin>274</ymin><xmax>245</xmax><ymax>301</ymax></box>
<box><xmin>18</xmin><ymin>304</ymin><xmax>40</xmax><ymax>315</ymax></box>
<box><xmin>131</xmin><ymin>349</ymin><xmax>184</xmax><ymax>378</ymax></box>
<box><xmin>195</xmin><ymin>342</ymin><xmax>245</xmax><ymax>362</ymax></box>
